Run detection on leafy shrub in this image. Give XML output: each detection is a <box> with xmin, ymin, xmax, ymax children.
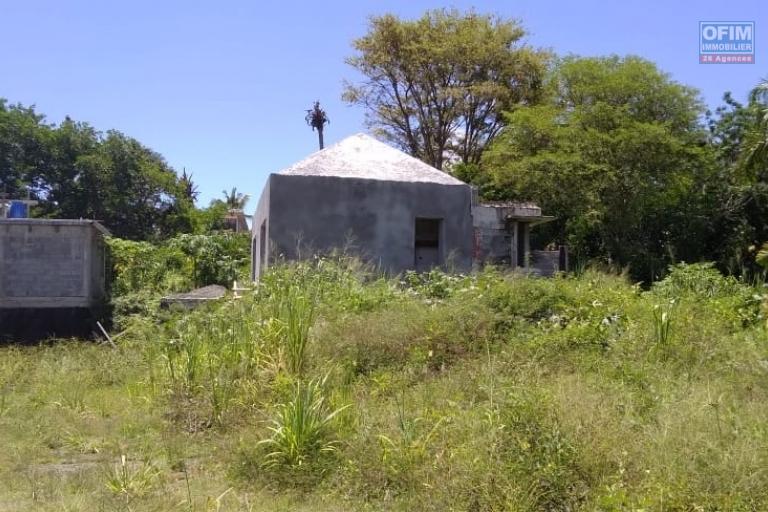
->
<box><xmin>168</xmin><ymin>232</ymin><xmax>250</xmax><ymax>288</ymax></box>
<box><xmin>653</xmin><ymin>262</ymin><xmax>740</xmax><ymax>298</ymax></box>
<box><xmin>757</xmin><ymin>243</ymin><xmax>768</xmax><ymax>269</ymax></box>
<box><xmin>106</xmin><ymin>237</ymin><xmax>188</xmax><ymax>296</ymax></box>
<box><xmin>107</xmin><ymin>232</ymin><xmax>250</xmax><ymax>326</ymax></box>
<box><xmin>651</xmin><ymin>262</ymin><xmax>765</xmax><ymax>327</ymax></box>
<box><xmin>401</xmin><ymin>269</ymin><xmax>472</xmax><ymax>300</ymax></box>
<box><xmin>480</xmin><ymin>271</ymin><xmax>575</xmax><ymax>324</ymax></box>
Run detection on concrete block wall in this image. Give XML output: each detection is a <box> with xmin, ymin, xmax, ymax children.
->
<box><xmin>253</xmin><ymin>174</ymin><xmax>474</xmax><ymax>278</ymax></box>
<box><xmin>0</xmin><ymin>220</ymin><xmax>107</xmax><ymax>309</ymax></box>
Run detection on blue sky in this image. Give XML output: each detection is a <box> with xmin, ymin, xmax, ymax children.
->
<box><xmin>2</xmin><ymin>0</ymin><xmax>766</xmax><ymax>207</ymax></box>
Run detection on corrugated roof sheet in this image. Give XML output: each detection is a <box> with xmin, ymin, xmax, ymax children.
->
<box><xmin>278</xmin><ymin>133</ymin><xmax>467</xmax><ymax>186</ymax></box>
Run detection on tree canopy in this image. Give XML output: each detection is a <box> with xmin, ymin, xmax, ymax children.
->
<box><xmin>0</xmin><ymin>100</ymin><xmax>204</xmax><ymax>240</ymax></box>
<box><xmin>477</xmin><ymin>56</ymin><xmax>718</xmax><ymax>281</ymax></box>
<box><xmin>344</xmin><ymin>9</ymin><xmax>548</xmax><ymax>169</ymax></box>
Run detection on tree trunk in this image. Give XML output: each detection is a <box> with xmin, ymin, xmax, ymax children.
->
<box><xmin>318</xmin><ymin>128</ymin><xmax>324</xmax><ymax>150</ymax></box>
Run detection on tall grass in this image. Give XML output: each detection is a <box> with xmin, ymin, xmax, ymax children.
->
<box><xmin>652</xmin><ymin>300</ymin><xmax>675</xmax><ymax>344</ymax></box>
<box><xmin>2</xmin><ymin>260</ymin><xmax>767</xmax><ymax>510</ymax></box>
<box><xmin>258</xmin><ymin>376</ymin><xmax>348</xmax><ymax>469</ymax></box>
<box><xmin>267</xmin><ymin>284</ymin><xmax>316</xmax><ymax>375</ymax></box>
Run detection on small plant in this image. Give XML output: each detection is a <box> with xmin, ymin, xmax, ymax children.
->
<box><xmin>104</xmin><ymin>455</ymin><xmax>160</xmax><ymax>502</ymax></box>
<box><xmin>378</xmin><ymin>403</ymin><xmax>445</xmax><ymax>469</ymax></box>
<box><xmin>283</xmin><ymin>292</ymin><xmax>316</xmax><ymax>375</ymax></box>
<box><xmin>263</xmin><ymin>281</ymin><xmax>317</xmax><ymax>375</ymax></box>
<box><xmin>652</xmin><ymin>300</ymin><xmax>676</xmax><ymax>344</ymax></box>
<box><xmin>401</xmin><ymin>269</ymin><xmax>470</xmax><ymax>300</ymax></box>
<box><xmin>258</xmin><ymin>376</ymin><xmax>348</xmax><ymax>468</ymax></box>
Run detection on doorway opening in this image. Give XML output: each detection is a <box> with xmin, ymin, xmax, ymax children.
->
<box><xmin>516</xmin><ymin>222</ymin><xmax>527</xmax><ymax>267</ymax></box>
<box><xmin>414</xmin><ymin>218</ymin><xmax>442</xmax><ymax>271</ymax></box>
<box><xmin>259</xmin><ymin>221</ymin><xmax>267</xmax><ymax>274</ymax></box>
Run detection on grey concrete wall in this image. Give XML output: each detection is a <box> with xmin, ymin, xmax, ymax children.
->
<box><xmin>0</xmin><ymin>220</ymin><xmax>106</xmax><ymax>308</ymax></box>
<box><xmin>530</xmin><ymin>250</ymin><xmax>560</xmax><ymax>277</ymax></box>
<box><xmin>472</xmin><ymin>206</ymin><xmax>517</xmax><ymax>267</ymax></box>
<box><xmin>252</xmin><ymin>174</ymin><xmax>473</xmax><ymax>278</ymax></box>
<box><xmin>251</xmin><ymin>175</ymin><xmax>271</xmax><ymax>280</ymax></box>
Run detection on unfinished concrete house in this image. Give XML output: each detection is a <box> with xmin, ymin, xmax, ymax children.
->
<box><xmin>251</xmin><ymin>133</ymin><xmax>564</xmax><ymax>279</ymax></box>
<box><xmin>472</xmin><ymin>200</ymin><xmax>566</xmax><ymax>275</ymax></box>
<box><xmin>0</xmin><ymin>218</ymin><xmax>109</xmax><ymax>340</ymax></box>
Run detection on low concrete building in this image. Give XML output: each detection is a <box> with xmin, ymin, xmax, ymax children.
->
<box><xmin>251</xmin><ymin>133</ymin><xmax>562</xmax><ymax>278</ymax></box>
<box><xmin>0</xmin><ymin>218</ymin><xmax>110</xmax><ymax>341</ymax></box>
<box><xmin>472</xmin><ymin>201</ymin><xmax>565</xmax><ymax>276</ymax></box>
<box><xmin>252</xmin><ymin>134</ymin><xmax>474</xmax><ymax>278</ymax></box>
<box><xmin>0</xmin><ymin>219</ymin><xmax>109</xmax><ymax>309</ymax></box>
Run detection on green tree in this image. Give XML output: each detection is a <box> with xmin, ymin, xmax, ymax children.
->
<box><xmin>0</xmin><ymin>100</ymin><xmax>53</xmax><ymax>197</ymax></box>
<box><xmin>68</xmin><ymin>130</ymin><xmax>184</xmax><ymax>239</ymax></box>
<box><xmin>707</xmin><ymin>80</ymin><xmax>768</xmax><ymax>272</ymax></box>
<box><xmin>746</xmin><ymin>78</ymin><xmax>768</xmax><ymax>168</ymax></box>
<box><xmin>168</xmin><ymin>232</ymin><xmax>250</xmax><ymax>287</ymax></box>
<box><xmin>179</xmin><ymin>169</ymin><xmax>200</xmax><ymax>202</ymax></box>
<box><xmin>0</xmin><ymin>98</ymin><xmax>195</xmax><ymax>240</ymax></box>
<box><xmin>481</xmin><ymin>56</ymin><xmax>715</xmax><ymax>281</ymax></box>
<box><xmin>221</xmin><ymin>187</ymin><xmax>249</xmax><ymax>210</ymax></box>
<box><xmin>343</xmin><ymin>9</ymin><xmax>548</xmax><ymax>169</ymax></box>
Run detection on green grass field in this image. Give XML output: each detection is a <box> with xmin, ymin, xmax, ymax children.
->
<box><xmin>1</xmin><ymin>261</ymin><xmax>767</xmax><ymax>511</ymax></box>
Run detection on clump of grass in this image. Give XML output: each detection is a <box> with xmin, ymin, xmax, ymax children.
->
<box><xmin>278</xmin><ymin>288</ymin><xmax>316</xmax><ymax>375</ymax></box>
<box><xmin>652</xmin><ymin>299</ymin><xmax>676</xmax><ymax>344</ymax></box>
<box><xmin>258</xmin><ymin>376</ymin><xmax>348</xmax><ymax>470</ymax></box>
<box><xmin>104</xmin><ymin>455</ymin><xmax>160</xmax><ymax>502</ymax></box>
<box><xmin>377</xmin><ymin>396</ymin><xmax>446</xmax><ymax>486</ymax></box>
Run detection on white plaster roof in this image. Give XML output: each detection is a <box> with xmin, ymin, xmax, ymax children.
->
<box><xmin>277</xmin><ymin>133</ymin><xmax>467</xmax><ymax>186</ymax></box>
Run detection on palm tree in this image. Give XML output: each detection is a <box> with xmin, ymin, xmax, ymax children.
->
<box><xmin>179</xmin><ymin>168</ymin><xmax>199</xmax><ymax>202</ymax></box>
<box><xmin>305</xmin><ymin>101</ymin><xmax>330</xmax><ymax>150</ymax></box>
<box><xmin>222</xmin><ymin>187</ymin><xmax>249</xmax><ymax>210</ymax></box>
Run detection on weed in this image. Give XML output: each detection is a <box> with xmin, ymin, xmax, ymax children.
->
<box><xmin>104</xmin><ymin>455</ymin><xmax>160</xmax><ymax>501</ymax></box>
<box><xmin>258</xmin><ymin>376</ymin><xmax>348</xmax><ymax>469</ymax></box>
<box><xmin>652</xmin><ymin>300</ymin><xmax>676</xmax><ymax>344</ymax></box>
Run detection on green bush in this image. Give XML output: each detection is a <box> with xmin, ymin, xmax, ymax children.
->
<box><xmin>168</xmin><ymin>232</ymin><xmax>250</xmax><ymax>288</ymax></box>
<box><xmin>651</xmin><ymin>262</ymin><xmax>765</xmax><ymax>327</ymax></box>
<box><xmin>653</xmin><ymin>262</ymin><xmax>741</xmax><ymax>298</ymax></box>
<box><xmin>107</xmin><ymin>232</ymin><xmax>250</xmax><ymax>327</ymax></box>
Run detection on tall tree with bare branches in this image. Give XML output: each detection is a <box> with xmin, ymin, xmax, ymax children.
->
<box><xmin>305</xmin><ymin>101</ymin><xmax>330</xmax><ymax>150</ymax></box>
<box><xmin>344</xmin><ymin>9</ymin><xmax>548</xmax><ymax>170</ymax></box>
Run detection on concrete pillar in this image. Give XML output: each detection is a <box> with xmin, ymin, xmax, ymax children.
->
<box><xmin>523</xmin><ymin>223</ymin><xmax>530</xmax><ymax>269</ymax></box>
<box><xmin>558</xmin><ymin>245</ymin><xmax>569</xmax><ymax>272</ymax></box>
<box><xmin>83</xmin><ymin>228</ymin><xmax>92</xmax><ymax>302</ymax></box>
<box><xmin>510</xmin><ymin>221</ymin><xmax>518</xmax><ymax>268</ymax></box>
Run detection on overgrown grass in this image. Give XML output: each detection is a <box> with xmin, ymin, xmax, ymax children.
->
<box><xmin>0</xmin><ymin>260</ymin><xmax>767</xmax><ymax>510</ymax></box>
<box><xmin>256</xmin><ymin>376</ymin><xmax>348</xmax><ymax>470</ymax></box>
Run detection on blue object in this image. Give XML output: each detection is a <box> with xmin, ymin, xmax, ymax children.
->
<box><xmin>8</xmin><ymin>201</ymin><xmax>28</xmax><ymax>218</ymax></box>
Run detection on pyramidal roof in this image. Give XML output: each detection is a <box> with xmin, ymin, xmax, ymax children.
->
<box><xmin>277</xmin><ymin>133</ymin><xmax>466</xmax><ymax>186</ymax></box>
